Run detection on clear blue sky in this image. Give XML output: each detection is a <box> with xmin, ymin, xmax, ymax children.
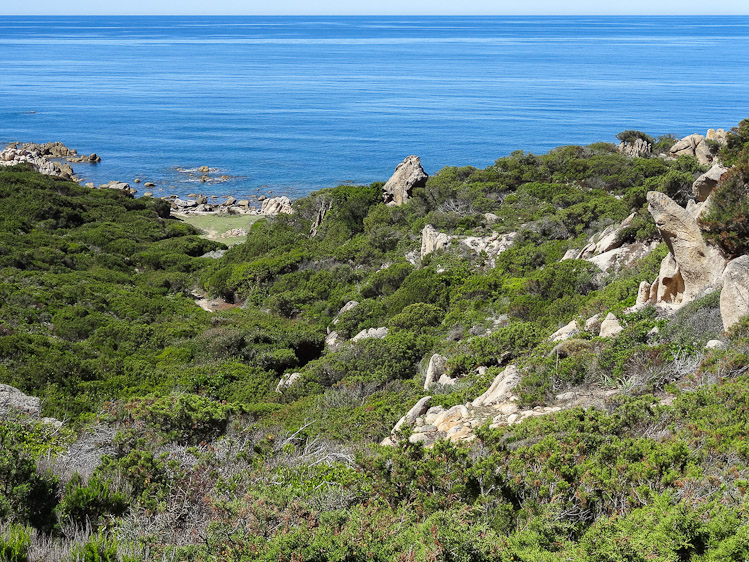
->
<box><xmin>3</xmin><ymin>0</ymin><xmax>749</xmax><ymax>15</ymax></box>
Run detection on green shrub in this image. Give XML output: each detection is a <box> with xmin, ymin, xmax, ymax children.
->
<box><xmin>0</xmin><ymin>524</ymin><xmax>30</xmax><ymax>562</ymax></box>
<box><xmin>57</xmin><ymin>473</ymin><xmax>128</xmax><ymax>529</ymax></box>
<box><xmin>616</xmin><ymin>130</ymin><xmax>654</xmax><ymax>145</ymax></box>
<box><xmin>699</xmin><ymin>161</ymin><xmax>749</xmax><ymax>257</ymax></box>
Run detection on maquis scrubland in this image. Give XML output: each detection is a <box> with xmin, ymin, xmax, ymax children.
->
<box><xmin>3</xmin><ymin>121</ymin><xmax>749</xmax><ymax>561</ymax></box>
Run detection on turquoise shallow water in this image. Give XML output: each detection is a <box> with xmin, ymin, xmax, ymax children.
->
<box><xmin>1</xmin><ymin>16</ymin><xmax>749</xmax><ymax>199</ymax></box>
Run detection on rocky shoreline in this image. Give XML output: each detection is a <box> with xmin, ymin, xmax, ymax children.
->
<box><xmin>0</xmin><ymin>141</ymin><xmax>295</xmax><ymax>217</ymax></box>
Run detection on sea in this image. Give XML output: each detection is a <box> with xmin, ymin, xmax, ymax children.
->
<box><xmin>2</xmin><ymin>16</ymin><xmax>749</xmax><ymax>200</ymax></box>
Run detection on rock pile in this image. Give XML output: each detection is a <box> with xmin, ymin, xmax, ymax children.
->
<box><xmin>382</xmin><ymin>365</ymin><xmax>618</xmax><ymax>447</ymax></box>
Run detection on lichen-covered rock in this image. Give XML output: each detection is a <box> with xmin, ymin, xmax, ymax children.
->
<box><xmin>0</xmin><ymin>384</ymin><xmax>41</xmax><ymax>417</ymax></box>
<box><xmin>382</xmin><ymin>155</ymin><xmax>428</xmax><ymax>206</ymax></box>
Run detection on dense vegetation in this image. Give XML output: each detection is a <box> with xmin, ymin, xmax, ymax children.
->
<box><xmin>2</xmin><ymin>121</ymin><xmax>749</xmax><ymax>560</ymax></box>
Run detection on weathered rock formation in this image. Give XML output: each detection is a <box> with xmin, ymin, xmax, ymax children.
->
<box><xmin>669</xmin><ymin>133</ymin><xmax>713</xmax><ymax>165</ymax></box>
<box><xmin>706</xmin><ymin>128</ymin><xmax>728</xmax><ymax>145</ymax></box>
<box><xmin>549</xmin><ymin>320</ymin><xmax>579</xmax><ymax>342</ymax></box>
<box><xmin>421</xmin><ymin>225</ymin><xmax>451</xmax><ymax>258</ymax></box>
<box><xmin>332</xmin><ymin>301</ymin><xmax>359</xmax><ymax>326</ymax></box>
<box><xmin>275</xmin><ymin>372</ymin><xmax>302</xmax><ymax>393</ymax></box>
<box><xmin>617</xmin><ymin>137</ymin><xmax>652</xmax><ymax>158</ymax></box>
<box><xmin>420</xmin><ymin>224</ymin><xmax>516</xmax><ymax>265</ymax></box>
<box><xmin>324</xmin><ymin>331</ymin><xmax>343</xmax><ymax>352</ymax></box>
<box><xmin>423</xmin><ymin>353</ymin><xmax>448</xmax><ymax>389</ymax></box>
<box><xmin>640</xmin><ymin>191</ymin><xmax>725</xmax><ymax>307</ymax></box>
<box><xmin>351</xmin><ymin>327</ymin><xmax>388</xmax><ymax>342</ymax></box>
<box><xmin>309</xmin><ymin>199</ymin><xmax>332</xmax><ymax>238</ymax></box>
<box><xmin>262</xmin><ymin>196</ymin><xmax>294</xmax><ymax>215</ymax></box>
<box><xmin>382</xmin><ymin>155</ymin><xmax>428</xmax><ymax>206</ymax></box>
<box><xmin>563</xmin><ymin>213</ymin><xmax>656</xmax><ymax>273</ymax></box>
<box><xmin>720</xmin><ymin>256</ymin><xmax>749</xmax><ymax>331</ymax></box>
<box><xmin>472</xmin><ymin>365</ymin><xmax>520</xmax><ymax>408</ymax></box>
<box><xmin>599</xmin><ymin>313</ymin><xmax>624</xmax><ymax>338</ymax></box>
<box><xmin>692</xmin><ymin>163</ymin><xmax>729</xmax><ymax>202</ymax></box>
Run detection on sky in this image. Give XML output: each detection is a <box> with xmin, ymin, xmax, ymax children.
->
<box><xmin>3</xmin><ymin>0</ymin><xmax>749</xmax><ymax>15</ymax></box>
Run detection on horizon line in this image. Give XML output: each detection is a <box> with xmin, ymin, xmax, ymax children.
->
<box><xmin>4</xmin><ymin>13</ymin><xmax>749</xmax><ymax>16</ymax></box>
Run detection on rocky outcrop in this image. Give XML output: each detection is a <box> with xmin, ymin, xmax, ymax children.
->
<box><xmin>325</xmin><ymin>331</ymin><xmax>343</xmax><ymax>352</ymax></box>
<box><xmin>384</xmin><ymin>362</ymin><xmax>625</xmax><ymax>447</ymax></box>
<box><xmin>332</xmin><ymin>301</ymin><xmax>359</xmax><ymax>325</ymax></box>
<box><xmin>420</xmin><ymin>224</ymin><xmax>516</xmax><ymax>265</ymax></box>
<box><xmin>588</xmin><ymin>241</ymin><xmax>659</xmax><ymax>273</ymax></box>
<box><xmin>617</xmin><ymin>138</ymin><xmax>652</xmax><ymax>158</ymax></box>
<box><xmin>563</xmin><ymin>214</ymin><xmax>656</xmax><ymax>273</ymax></box>
<box><xmin>309</xmin><ymin>199</ymin><xmax>332</xmax><ymax>238</ymax></box>
<box><xmin>387</xmin><ymin>396</ymin><xmax>432</xmax><ymax>437</ymax></box>
<box><xmin>421</xmin><ymin>225</ymin><xmax>451</xmax><ymax>258</ymax></box>
<box><xmin>706</xmin><ymin>128</ymin><xmax>728</xmax><ymax>145</ymax></box>
<box><xmin>423</xmin><ymin>353</ymin><xmax>447</xmax><ymax>389</ymax></box>
<box><xmin>550</xmin><ymin>320</ymin><xmax>579</xmax><ymax>342</ymax></box>
<box><xmin>643</xmin><ymin>191</ymin><xmax>725</xmax><ymax>307</ymax></box>
<box><xmin>720</xmin><ymin>256</ymin><xmax>749</xmax><ymax>331</ymax></box>
<box><xmin>599</xmin><ymin>313</ymin><xmax>623</xmax><ymax>338</ymax></box>
<box><xmin>262</xmin><ymin>196</ymin><xmax>294</xmax><ymax>215</ymax></box>
<box><xmin>577</xmin><ymin>213</ymin><xmax>636</xmax><ymax>260</ymax></box>
<box><xmin>472</xmin><ymin>365</ymin><xmax>520</xmax><ymax>408</ymax></box>
<box><xmin>382</xmin><ymin>156</ymin><xmax>428</xmax><ymax>206</ymax></box>
<box><xmin>692</xmin><ymin>163</ymin><xmax>729</xmax><ymax>202</ymax></box>
<box><xmin>351</xmin><ymin>327</ymin><xmax>388</xmax><ymax>342</ymax></box>
<box><xmin>0</xmin><ymin>384</ymin><xmax>41</xmax><ymax>417</ymax></box>
<box><xmin>275</xmin><ymin>372</ymin><xmax>302</xmax><ymax>393</ymax></box>
<box><xmin>669</xmin><ymin>133</ymin><xmax>713</xmax><ymax>165</ymax></box>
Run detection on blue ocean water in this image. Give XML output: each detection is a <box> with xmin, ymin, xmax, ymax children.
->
<box><xmin>1</xmin><ymin>16</ymin><xmax>749</xmax><ymax>200</ymax></box>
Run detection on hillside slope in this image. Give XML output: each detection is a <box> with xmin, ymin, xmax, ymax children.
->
<box><xmin>2</xmin><ymin>121</ymin><xmax>749</xmax><ymax>560</ymax></box>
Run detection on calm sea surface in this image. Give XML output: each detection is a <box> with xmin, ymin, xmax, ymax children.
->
<box><xmin>2</xmin><ymin>16</ymin><xmax>749</xmax><ymax>199</ymax></box>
